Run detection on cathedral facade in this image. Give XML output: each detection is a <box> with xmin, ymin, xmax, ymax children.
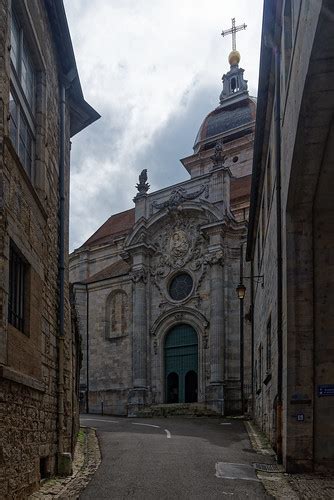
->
<box><xmin>70</xmin><ymin>51</ymin><xmax>254</xmax><ymax>417</ymax></box>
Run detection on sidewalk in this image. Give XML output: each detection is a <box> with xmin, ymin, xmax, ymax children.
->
<box><xmin>29</xmin><ymin>427</ymin><xmax>101</xmax><ymax>500</ymax></box>
<box><xmin>245</xmin><ymin>421</ymin><xmax>334</xmax><ymax>499</ymax></box>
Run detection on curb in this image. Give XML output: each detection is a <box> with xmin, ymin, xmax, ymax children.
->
<box><xmin>29</xmin><ymin>427</ymin><xmax>101</xmax><ymax>499</ymax></box>
<box><xmin>244</xmin><ymin>421</ymin><xmax>298</xmax><ymax>499</ymax></box>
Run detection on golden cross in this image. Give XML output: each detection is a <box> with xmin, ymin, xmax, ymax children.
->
<box><xmin>221</xmin><ymin>17</ymin><xmax>247</xmax><ymax>52</ymax></box>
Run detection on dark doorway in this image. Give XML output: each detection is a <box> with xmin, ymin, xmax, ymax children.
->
<box><xmin>164</xmin><ymin>324</ymin><xmax>198</xmax><ymax>403</ymax></box>
<box><xmin>167</xmin><ymin>372</ymin><xmax>179</xmax><ymax>403</ymax></box>
<box><xmin>185</xmin><ymin>370</ymin><xmax>198</xmax><ymax>403</ymax></box>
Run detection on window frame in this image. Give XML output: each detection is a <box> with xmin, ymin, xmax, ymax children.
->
<box><xmin>9</xmin><ymin>8</ymin><xmax>36</xmax><ymax>179</ymax></box>
<box><xmin>8</xmin><ymin>240</ymin><xmax>29</xmax><ymax>335</ymax></box>
<box><xmin>266</xmin><ymin>316</ymin><xmax>272</xmax><ymax>373</ymax></box>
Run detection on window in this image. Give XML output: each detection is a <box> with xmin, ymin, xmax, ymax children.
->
<box><xmin>9</xmin><ymin>10</ymin><xmax>35</xmax><ymax>178</ymax></box>
<box><xmin>257</xmin><ymin>344</ymin><xmax>263</xmax><ymax>392</ymax></box>
<box><xmin>169</xmin><ymin>273</ymin><xmax>193</xmax><ymax>301</ymax></box>
<box><xmin>8</xmin><ymin>241</ymin><xmax>28</xmax><ymax>333</ymax></box>
<box><xmin>283</xmin><ymin>0</ymin><xmax>293</xmax><ymax>84</ymax></box>
<box><xmin>257</xmin><ymin>233</ymin><xmax>261</xmax><ymax>273</ymax></box>
<box><xmin>266</xmin><ymin>316</ymin><xmax>272</xmax><ymax>372</ymax></box>
<box><xmin>261</xmin><ymin>197</ymin><xmax>265</xmax><ymax>248</ymax></box>
<box><xmin>266</xmin><ymin>152</ymin><xmax>272</xmax><ymax>215</ymax></box>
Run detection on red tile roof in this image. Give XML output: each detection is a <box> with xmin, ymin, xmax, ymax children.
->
<box><xmin>81</xmin><ymin>208</ymin><xmax>135</xmax><ymax>248</ymax></box>
<box><xmin>84</xmin><ymin>259</ymin><xmax>130</xmax><ymax>283</ymax></box>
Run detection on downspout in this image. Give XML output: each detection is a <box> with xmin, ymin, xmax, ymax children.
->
<box><xmin>240</xmin><ymin>243</ymin><xmax>244</xmax><ymax>415</ymax></box>
<box><xmin>274</xmin><ymin>46</ymin><xmax>283</xmax><ymax>463</ymax></box>
<box><xmin>86</xmin><ymin>283</ymin><xmax>89</xmax><ymax>414</ymax></box>
<box><xmin>58</xmin><ymin>83</ymin><xmax>66</xmax><ymax>459</ymax></box>
<box><xmin>250</xmin><ymin>260</ymin><xmax>255</xmax><ymax>416</ymax></box>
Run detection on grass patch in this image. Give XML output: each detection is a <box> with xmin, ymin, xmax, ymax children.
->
<box><xmin>77</xmin><ymin>429</ymin><xmax>86</xmax><ymax>445</ymax></box>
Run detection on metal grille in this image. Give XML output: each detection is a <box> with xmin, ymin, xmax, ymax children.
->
<box><xmin>8</xmin><ymin>242</ymin><xmax>26</xmax><ymax>333</ymax></box>
<box><xmin>253</xmin><ymin>463</ymin><xmax>280</xmax><ymax>473</ymax></box>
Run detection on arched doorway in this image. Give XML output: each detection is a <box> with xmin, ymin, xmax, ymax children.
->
<box><xmin>165</xmin><ymin>324</ymin><xmax>198</xmax><ymax>403</ymax></box>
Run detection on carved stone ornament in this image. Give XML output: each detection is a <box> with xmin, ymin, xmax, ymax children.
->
<box><xmin>151</xmin><ymin>212</ymin><xmax>208</xmax><ymax>273</ymax></box>
<box><xmin>211</xmin><ymin>140</ymin><xmax>226</xmax><ymax>168</ymax></box>
<box><xmin>151</xmin><ymin>184</ymin><xmax>209</xmax><ymax>211</ymax></box>
<box><xmin>170</xmin><ymin>230</ymin><xmax>189</xmax><ymax>259</ymax></box>
<box><xmin>153</xmin><ymin>339</ymin><xmax>158</xmax><ymax>355</ymax></box>
<box><xmin>130</xmin><ymin>268</ymin><xmax>147</xmax><ymax>284</ymax></box>
<box><xmin>205</xmin><ymin>250</ymin><xmax>224</xmax><ymax>266</ymax></box>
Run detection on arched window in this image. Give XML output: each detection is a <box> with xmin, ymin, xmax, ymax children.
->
<box><xmin>105</xmin><ymin>290</ymin><xmax>128</xmax><ymax>339</ymax></box>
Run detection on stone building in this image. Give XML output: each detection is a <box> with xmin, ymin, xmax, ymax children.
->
<box><xmin>246</xmin><ymin>0</ymin><xmax>334</xmax><ymax>472</ymax></box>
<box><xmin>70</xmin><ymin>47</ymin><xmax>255</xmax><ymax>417</ymax></box>
<box><xmin>0</xmin><ymin>0</ymin><xmax>99</xmax><ymax>497</ymax></box>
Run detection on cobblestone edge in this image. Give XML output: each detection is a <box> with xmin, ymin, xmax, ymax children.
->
<box><xmin>244</xmin><ymin>421</ymin><xmax>298</xmax><ymax>499</ymax></box>
<box><xmin>29</xmin><ymin>426</ymin><xmax>101</xmax><ymax>499</ymax></box>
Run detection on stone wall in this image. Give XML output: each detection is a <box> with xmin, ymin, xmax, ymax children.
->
<box><xmin>250</xmin><ymin>0</ymin><xmax>334</xmax><ymax>472</ymax></box>
<box><xmin>0</xmin><ymin>1</ymin><xmax>81</xmax><ymax>496</ymax></box>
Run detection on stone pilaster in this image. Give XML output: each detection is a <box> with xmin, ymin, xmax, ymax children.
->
<box><xmin>128</xmin><ymin>267</ymin><xmax>149</xmax><ymax>415</ymax></box>
<box><xmin>208</xmin><ymin>251</ymin><xmax>224</xmax><ymax>384</ymax></box>
<box><xmin>131</xmin><ymin>267</ymin><xmax>148</xmax><ymax>388</ymax></box>
<box><xmin>206</xmin><ymin>250</ymin><xmax>225</xmax><ymax>413</ymax></box>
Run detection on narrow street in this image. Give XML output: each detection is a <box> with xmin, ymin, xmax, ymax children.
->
<box><xmin>80</xmin><ymin>415</ymin><xmax>272</xmax><ymax>500</ymax></box>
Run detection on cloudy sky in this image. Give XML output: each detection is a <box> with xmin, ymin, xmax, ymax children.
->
<box><xmin>63</xmin><ymin>0</ymin><xmax>263</xmax><ymax>251</ymax></box>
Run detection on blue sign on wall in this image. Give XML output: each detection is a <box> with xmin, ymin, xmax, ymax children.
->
<box><xmin>318</xmin><ymin>385</ymin><xmax>334</xmax><ymax>397</ymax></box>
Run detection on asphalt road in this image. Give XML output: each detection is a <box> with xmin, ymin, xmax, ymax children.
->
<box><xmin>80</xmin><ymin>415</ymin><xmax>272</xmax><ymax>500</ymax></box>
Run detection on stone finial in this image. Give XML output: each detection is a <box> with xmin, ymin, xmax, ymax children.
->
<box><xmin>135</xmin><ymin>169</ymin><xmax>150</xmax><ymax>196</ymax></box>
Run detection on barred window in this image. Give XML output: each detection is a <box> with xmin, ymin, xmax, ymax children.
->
<box><xmin>8</xmin><ymin>242</ymin><xmax>27</xmax><ymax>333</ymax></box>
<box><xmin>9</xmin><ymin>10</ymin><xmax>35</xmax><ymax>178</ymax></box>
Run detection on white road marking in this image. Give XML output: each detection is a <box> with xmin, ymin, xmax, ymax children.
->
<box><xmin>218</xmin><ymin>476</ymin><xmax>260</xmax><ymax>482</ymax></box>
<box><xmin>81</xmin><ymin>418</ymin><xmax>119</xmax><ymax>423</ymax></box>
<box><xmin>220</xmin><ymin>423</ymin><xmax>232</xmax><ymax>425</ymax></box>
<box><xmin>165</xmin><ymin>429</ymin><xmax>171</xmax><ymax>439</ymax></box>
<box><xmin>132</xmin><ymin>423</ymin><xmax>160</xmax><ymax>428</ymax></box>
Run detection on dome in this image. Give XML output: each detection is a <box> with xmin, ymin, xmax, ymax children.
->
<box><xmin>193</xmin><ymin>96</ymin><xmax>256</xmax><ymax>153</ymax></box>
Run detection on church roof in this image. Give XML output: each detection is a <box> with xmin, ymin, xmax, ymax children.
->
<box><xmin>84</xmin><ymin>259</ymin><xmax>130</xmax><ymax>283</ymax></box>
<box><xmin>193</xmin><ymin>96</ymin><xmax>256</xmax><ymax>153</ymax></box>
<box><xmin>81</xmin><ymin>208</ymin><xmax>135</xmax><ymax>248</ymax></box>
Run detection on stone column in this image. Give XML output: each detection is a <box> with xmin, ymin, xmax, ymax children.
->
<box><xmin>208</xmin><ymin>251</ymin><xmax>224</xmax><ymax>384</ymax></box>
<box><xmin>131</xmin><ymin>267</ymin><xmax>147</xmax><ymax>388</ymax></box>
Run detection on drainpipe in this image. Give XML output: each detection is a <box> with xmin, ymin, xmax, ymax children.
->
<box><xmin>58</xmin><ymin>83</ymin><xmax>66</xmax><ymax>460</ymax></box>
<box><xmin>85</xmin><ymin>283</ymin><xmax>89</xmax><ymax>414</ymax></box>
<box><xmin>274</xmin><ymin>46</ymin><xmax>283</xmax><ymax>463</ymax></box>
<box><xmin>250</xmin><ymin>260</ymin><xmax>255</xmax><ymax>416</ymax></box>
<box><xmin>240</xmin><ymin>244</ymin><xmax>244</xmax><ymax>415</ymax></box>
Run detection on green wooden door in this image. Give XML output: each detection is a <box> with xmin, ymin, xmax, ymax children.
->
<box><xmin>165</xmin><ymin>324</ymin><xmax>198</xmax><ymax>403</ymax></box>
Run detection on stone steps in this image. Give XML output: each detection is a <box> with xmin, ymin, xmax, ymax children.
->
<box><xmin>135</xmin><ymin>403</ymin><xmax>221</xmax><ymax>418</ymax></box>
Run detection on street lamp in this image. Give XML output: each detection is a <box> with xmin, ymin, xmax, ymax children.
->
<box><xmin>236</xmin><ymin>283</ymin><xmax>246</xmax><ymax>300</ymax></box>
